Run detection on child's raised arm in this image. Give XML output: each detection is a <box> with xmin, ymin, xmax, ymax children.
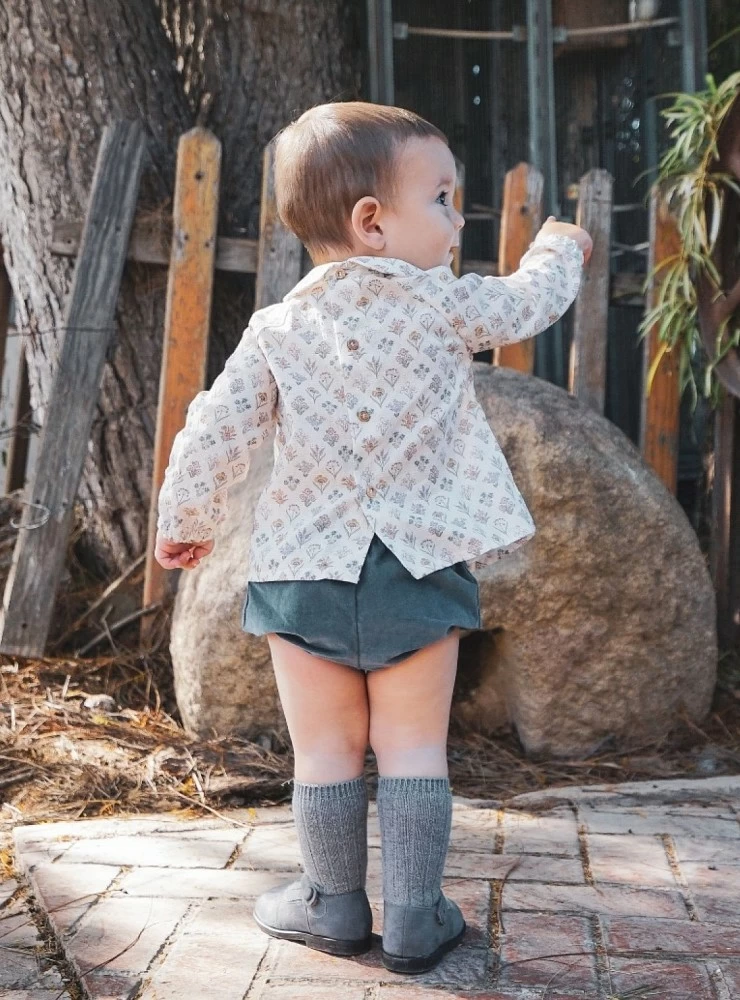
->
<box><xmin>430</xmin><ymin>219</ymin><xmax>591</xmax><ymax>356</ymax></box>
<box><xmin>155</xmin><ymin>319</ymin><xmax>277</xmax><ymax>563</ymax></box>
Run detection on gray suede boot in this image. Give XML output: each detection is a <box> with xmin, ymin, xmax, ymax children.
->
<box><xmin>382</xmin><ymin>894</ymin><xmax>466</xmax><ymax>973</ymax></box>
<box><xmin>253</xmin><ymin>776</ymin><xmax>372</xmax><ymax>956</ymax></box>
<box><xmin>253</xmin><ymin>872</ymin><xmax>373</xmax><ymax>956</ymax></box>
<box><xmin>378</xmin><ymin>776</ymin><xmax>466</xmax><ymax>973</ymax></box>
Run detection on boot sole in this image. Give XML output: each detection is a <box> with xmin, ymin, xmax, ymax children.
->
<box><xmin>381</xmin><ymin>920</ymin><xmax>467</xmax><ymax>974</ymax></box>
<box><xmin>253</xmin><ymin>911</ymin><xmax>373</xmax><ymax>957</ymax></box>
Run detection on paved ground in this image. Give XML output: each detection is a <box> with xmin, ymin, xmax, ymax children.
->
<box><xmin>3</xmin><ymin>775</ymin><xmax>740</xmax><ymax>1000</ymax></box>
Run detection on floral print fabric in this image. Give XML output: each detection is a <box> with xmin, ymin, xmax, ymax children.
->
<box><xmin>157</xmin><ymin>233</ymin><xmax>584</xmax><ymax>581</ymax></box>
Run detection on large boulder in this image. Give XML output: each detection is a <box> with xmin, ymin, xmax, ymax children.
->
<box><xmin>169</xmin><ymin>435</ymin><xmax>281</xmax><ymax>740</ymax></box>
<box><xmin>451</xmin><ymin>364</ymin><xmax>716</xmax><ymax>755</ymax></box>
<box><xmin>170</xmin><ymin>363</ymin><xmax>717</xmax><ymax>757</ymax></box>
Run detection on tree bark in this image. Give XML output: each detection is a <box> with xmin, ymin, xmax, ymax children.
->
<box><xmin>0</xmin><ymin>0</ymin><xmax>359</xmax><ymax>580</ymax></box>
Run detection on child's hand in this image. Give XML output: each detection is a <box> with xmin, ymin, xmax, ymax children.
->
<box><xmin>539</xmin><ymin>216</ymin><xmax>593</xmax><ymax>264</ymax></box>
<box><xmin>155</xmin><ymin>533</ymin><xmax>215</xmax><ymax>570</ymax></box>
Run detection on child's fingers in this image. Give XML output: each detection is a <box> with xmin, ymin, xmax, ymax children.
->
<box><xmin>154</xmin><ymin>539</ymin><xmax>212</xmax><ymax>571</ymax></box>
<box><xmin>156</xmin><ymin>552</ymin><xmax>185</xmax><ymax>570</ymax></box>
<box><xmin>181</xmin><ymin>546</ymin><xmax>207</xmax><ymax>569</ymax></box>
<box><xmin>154</xmin><ymin>549</ymin><xmax>195</xmax><ymax>570</ymax></box>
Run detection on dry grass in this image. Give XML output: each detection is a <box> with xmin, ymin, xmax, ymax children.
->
<box><xmin>1</xmin><ymin>491</ymin><xmax>740</xmax><ymax>829</ymax></box>
<box><xmin>2</xmin><ymin>641</ymin><xmax>740</xmax><ymax>828</ymax></box>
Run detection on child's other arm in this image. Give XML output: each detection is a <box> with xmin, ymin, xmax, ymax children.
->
<box><xmin>155</xmin><ymin>319</ymin><xmax>277</xmax><ymax>560</ymax></box>
<box><xmin>441</xmin><ymin>219</ymin><xmax>592</xmax><ymax>356</ymax></box>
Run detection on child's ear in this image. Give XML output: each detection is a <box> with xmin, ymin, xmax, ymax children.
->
<box><xmin>350</xmin><ymin>196</ymin><xmax>386</xmax><ymax>252</ymax></box>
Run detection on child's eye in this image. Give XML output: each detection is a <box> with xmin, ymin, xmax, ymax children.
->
<box><xmin>436</xmin><ymin>191</ymin><xmax>449</xmax><ymax>206</ymax></box>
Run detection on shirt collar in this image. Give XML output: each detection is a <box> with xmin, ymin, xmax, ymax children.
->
<box><xmin>283</xmin><ymin>256</ymin><xmax>430</xmax><ymax>300</ymax></box>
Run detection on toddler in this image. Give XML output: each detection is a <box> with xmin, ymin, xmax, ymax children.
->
<box><xmin>155</xmin><ymin>101</ymin><xmax>591</xmax><ymax>974</ymax></box>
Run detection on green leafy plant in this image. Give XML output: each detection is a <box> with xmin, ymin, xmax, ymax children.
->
<box><xmin>638</xmin><ymin>71</ymin><xmax>740</xmax><ymax>411</ymax></box>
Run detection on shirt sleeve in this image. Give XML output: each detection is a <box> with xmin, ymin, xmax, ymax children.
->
<box><xmin>156</xmin><ymin>321</ymin><xmax>277</xmax><ymax>543</ymax></box>
<box><xmin>431</xmin><ymin>233</ymin><xmax>585</xmax><ymax>355</ymax></box>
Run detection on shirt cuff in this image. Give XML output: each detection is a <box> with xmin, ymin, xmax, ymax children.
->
<box><xmin>522</xmin><ymin>232</ymin><xmax>585</xmax><ymax>270</ymax></box>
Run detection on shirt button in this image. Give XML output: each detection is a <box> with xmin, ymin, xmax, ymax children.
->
<box><xmin>357</xmin><ymin>409</ymin><xmax>371</xmax><ymax>422</ymax></box>
<box><xmin>347</xmin><ymin>338</ymin><xmax>359</xmax><ymax>351</ymax></box>
<box><xmin>366</xmin><ymin>486</ymin><xmax>376</xmax><ymax>498</ymax></box>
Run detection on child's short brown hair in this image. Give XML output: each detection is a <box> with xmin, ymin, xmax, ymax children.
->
<box><xmin>274</xmin><ymin>101</ymin><xmax>447</xmax><ymax>259</ymax></box>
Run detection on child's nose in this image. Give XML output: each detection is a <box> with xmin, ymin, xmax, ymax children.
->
<box><xmin>453</xmin><ymin>209</ymin><xmax>465</xmax><ymax>230</ymax></box>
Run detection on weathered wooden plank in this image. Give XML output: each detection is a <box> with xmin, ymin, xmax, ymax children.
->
<box><xmin>255</xmin><ymin>140</ymin><xmax>304</xmax><ymax>310</ymax></box>
<box><xmin>0</xmin><ymin>242</ymin><xmax>11</xmax><ymax>397</ymax></box>
<box><xmin>142</xmin><ymin>127</ymin><xmax>222</xmax><ymax>639</ymax></box>
<box><xmin>722</xmin><ymin>392</ymin><xmax>740</xmax><ymax>654</ymax></box>
<box><xmin>0</xmin><ymin>246</ymin><xmax>26</xmax><ymax>497</ymax></box>
<box><xmin>711</xmin><ymin>388</ymin><xmax>737</xmax><ymax>649</ymax></box>
<box><xmin>0</xmin><ymin>248</ymin><xmax>32</xmax><ymax>496</ymax></box>
<box><xmin>2</xmin><ymin>333</ymin><xmax>33</xmax><ymax>496</ymax></box>
<box><xmin>496</xmin><ymin>163</ymin><xmax>544</xmax><ymax>372</ymax></box>
<box><xmin>451</xmin><ymin>157</ymin><xmax>465</xmax><ymax>277</ymax></box>
<box><xmin>52</xmin><ymin>219</ymin><xmax>258</xmax><ymax>274</ymax></box>
<box><xmin>639</xmin><ymin>188</ymin><xmax>681</xmax><ymax>494</ymax></box>
<box><xmin>569</xmin><ymin>169</ymin><xmax>613</xmax><ymax>413</ymax></box>
<box><xmin>0</xmin><ymin>121</ymin><xmax>147</xmax><ymax>657</ymax></box>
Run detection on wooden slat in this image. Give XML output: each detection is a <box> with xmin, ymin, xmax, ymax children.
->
<box><xmin>0</xmin><ymin>249</ymin><xmax>30</xmax><ymax>495</ymax></box>
<box><xmin>52</xmin><ymin>219</ymin><xmax>258</xmax><ymax>274</ymax></box>
<box><xmin>3</xmin><ymin>334</ymin><xmax>32</xmax><ymax>496</ymax></box>
<box><xmin>711</xmin><ymin>388</ymin><xmax>736</xmax><ymax>649</ymax></box>
<box><xmin>0</xmin><ymin>121</ymin><xmax>147</xmax><ymax>657</ymax></box>
<box><xmin>451</xmin><ymin>157</ymin><xmax>465</xmax><ymax>277</ymax></box>
<box><xmin>0</xmin><ymin>241</ymin><xmax>11</xmax><ymax>395</ymax></box>
<box><xmin>569</xmin><ymin>169</ymin><xmax>613</xmax><ymax>413</ymax></box>
<box><xmin>496</xmin><ymin>163</ymin><xmax>544</xmax><ymax>372</ymax></box>
<box><xmin>639</xmin><ymin>188</ymin><xmax>681</xmax><ymax>494</ymax></box>
<box><xmin>255</xmin><ymin>141</ymin><xmax>304</xmax><ymax>310</ymax></box>
<box><xmin>142</xmin><ymin>127</ymin><xmax>222</xmax><ymax>638</ymax></box>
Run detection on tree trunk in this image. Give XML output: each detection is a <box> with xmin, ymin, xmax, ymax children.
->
<box><xmin>0</xmin><ymin>0</ymin><xmax>359</xmax><ymax>581</ymax></box>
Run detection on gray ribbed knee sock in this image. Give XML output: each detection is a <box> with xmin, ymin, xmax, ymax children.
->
<box><xmin>292</xmin><ymin>775</ymin><xmax>368</xmax><ymax>895</ymax></box>
<box><xmin>377</xmin><ymin>776</ymin><xmax>452</xmax><ymax>907</ymax></box>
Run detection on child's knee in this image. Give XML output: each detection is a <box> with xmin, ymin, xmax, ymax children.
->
<box><xmin>369</xmin><ymin>740</ymin><xmax>448</xmax><ymax>777</ymax></box>
<box><xmin>293</xmin><ymin>746</ymin><xmax>367</xmax><ymax>783</ymax></box>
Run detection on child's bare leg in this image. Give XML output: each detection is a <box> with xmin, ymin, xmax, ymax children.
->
<box><xmin>264</xmin><ymin>633</ymin><xmax>371</xmax><ymax>900</ymax></box>
<box><xmin>267</xmin><ymin>632</ymin><xmax>370</xmax><ymax>782</ymax></box>
<box><xmin>366</xmin><ymin>629</ymin><xmax>459</xmax><ymax>777</ymax></box>
<box><xmin>368</xmin><ymin>630</ymin><xmax>465</xmax><ymax>961</ymax></box>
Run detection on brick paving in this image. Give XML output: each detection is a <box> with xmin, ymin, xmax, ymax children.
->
<box><xmin>0</xmin><ymin>835</ymin><xmax>73</xmax><ymax>999</ymax></box>
<box><xmin>2</xmin><ymin>776</ymin><xmax>740</xmax><ymax>999</ymax></box>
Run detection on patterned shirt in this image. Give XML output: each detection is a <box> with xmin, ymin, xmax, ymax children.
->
<box><xmin>157</xmin><ymin>233</ymin><xmax>584</xmax><ymax>581</ymax></box>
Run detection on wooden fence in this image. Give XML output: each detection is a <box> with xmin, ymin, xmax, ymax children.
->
<box><xmin>0</xmin><ymin>123</ymin><xmax>684</xmax><ymax>657</ymax></box>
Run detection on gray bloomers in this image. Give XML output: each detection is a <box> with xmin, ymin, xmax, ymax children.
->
<box><xmin>242</xmin><ymin>533</ymin><xmax>480</xmax><ymax>672</ymax></box>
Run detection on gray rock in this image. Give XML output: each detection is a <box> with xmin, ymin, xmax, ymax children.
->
<box><xmin>450</xmin><ymin>364</ymin><xmax>716</xmax><ymax>756</ymax></box>
<box><xmin>170</xmin><ymin>363</ymin><xmax>717</xmax><ymax>758</ymax></box>
<box><xmin>169</xmin><ymin>435</ymin><xmax>282</xmax><ymax>738</ymax></box>
<box><xmin>83</xmin><ymin>694</ymin><xmax>117</xmax><ymax>713</ymax></box>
